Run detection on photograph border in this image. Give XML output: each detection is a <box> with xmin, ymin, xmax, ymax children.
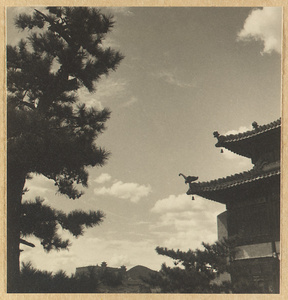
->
<box><xmin>1</xmin><ymin>0</ymin><xmax>287</xmax><ymax>299</ymax></box>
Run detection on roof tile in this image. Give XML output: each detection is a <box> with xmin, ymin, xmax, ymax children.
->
<box><xmin>215</xmin><ymin>118</ymin><xmax>281</xmax><ymax>146</ymax></box>
<box><xmin>187</xmin><ymin>168</ymin><xmax>280</xmax><ymax>195</ymax></box>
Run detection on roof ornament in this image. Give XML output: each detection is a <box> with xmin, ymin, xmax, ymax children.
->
<box><xmin>213</xmin><ymin>131</ymin><xmax>220</xmax><ymax>138</ymax></box>
<box><xmin>179</xmin><ymin>173</ymin><xmax>198</xmax><ymax>184</ymax></box>
<box><xmin>252</xmin><ymin>121</ymin><xmax>259</xmax><ymax>130</ymax></box>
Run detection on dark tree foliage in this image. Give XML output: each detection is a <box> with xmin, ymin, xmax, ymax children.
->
<box><xmin>7</xmin><ymin>6</ymin><xmax>123</xmax><ymax>292</ymax></box>
<box><xmin>19</xmin><ymin>261</ymin><xmax>125</xmax><ymax>293</ymax></box>
<box><xmin>101</xmin><ymin>269</ymin><xmax>124</xmax><ymax>287</ymax></box>
<box><xmin>152</xmin><ymin>239</ymin><xmax>237</xmax><ymax>293</ymax></box>
<box><xmin>20</xmin><ymin>197</ymin><xmax>104</xmax><ymax>251</ymax></box>
<box><xmin>19</xmin><ymin>262</ymin><xmax>100</xmax><ymax>293</ymax></box>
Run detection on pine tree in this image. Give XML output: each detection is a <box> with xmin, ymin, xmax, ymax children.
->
<box><xmin>152</xmin><ymin>239</ymin><xmax>236</xmax><ymax>293</ymax></box>
<box><xmin>7</xmin><ymin>7</ymin><xmax>123</xmax><ymax>292</ymax></box>
<box><xmin>20</xmin><ymin>197</ymin><xmax>105</xmax><ymax>251</ymax></box>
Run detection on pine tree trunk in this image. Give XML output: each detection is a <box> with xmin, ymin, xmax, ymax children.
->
<box><xmin>7</xmin><ymin>167</ymin><xmax>26</xmax><ymax>292</ymax></box>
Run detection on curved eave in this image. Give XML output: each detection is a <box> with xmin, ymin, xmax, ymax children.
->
<box><xmin>216</xmin><ymin>122</ymin><xmax>280</xmax><ymax>145</ymax></box>
<box><xmin>187</xmin><ymin>169</ymin><xmax>280</xmax><ymax>204</ymax></box>
<box><xmin>215</xmin><ymin>120</ymin><xmax>281</xmax><ymax>158</ymax></box>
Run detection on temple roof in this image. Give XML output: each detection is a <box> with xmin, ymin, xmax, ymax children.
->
<box><xmin>185</xmin><ymin>118</ymin><xmax>281</xmax><ymax>204</ymax></box>
<box><xmin>213</xmin><ymin>118</ymin><xmax>281</xmax><ymax>159</ymax></box>
<box><xmin>187</xmin><ymin>167</ymin><xmax>280</xmax><ymax>204</ymax></box>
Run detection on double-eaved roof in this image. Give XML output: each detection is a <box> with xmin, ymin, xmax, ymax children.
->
<box><xmin>187</xmin><ymin>119</ymin><xmax>281</xmax><ymax>204</ymax></box>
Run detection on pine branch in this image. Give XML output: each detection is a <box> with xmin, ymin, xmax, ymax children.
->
<box><xmin>19</xmin><ymin>238</ymin><xmax>35</xmax><ymax>248</ymax></box>
<box><xmin>20</xmin><ymin>198</ymin><xmax>105</xmax><ymax>251</ymax></box>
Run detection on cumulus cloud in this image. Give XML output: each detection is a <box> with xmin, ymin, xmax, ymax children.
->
<box><xmin>151</xmin><ymin>194</ymin><xmax>194</xmax><ymax>213</ymax></box>
<box><xmin>20</xmin><ymin>233</ymin><xmax>78</xmax><ymax>274</ymax></box>
<box><xmin>151</xmin><ymin>195</ymin><xmax>225</xmax><ymax>251</ymax></box>
<box><xmin>221</xmin><ymin>149</ymin><xmax>252</xmax><ymax>170</ymax></box>
<box><xmin>224</xmin><ymin>125</ymin><xmax>252</xmax><ymax>136</ymax></box>
<box><xmin>24</xmin><ymin>175</ymin><xmax>55</xmax><ymax>201</ymax></box>
<box><xmin>110</xmin><ymin>254</ymin><xmax>130</xmax><ymax>267</ymax></box>
<box><xmin>152</xmin><ymin>193</ymin><xmax>224</xmax><ymax>215</ymax></box>
<box><xmin>217</xmin><ymin>125</ymin><xmax>253</xmax><ymax>170</ymax></box>
<box><xmin>94</xmin><ymin>173</ymin><xmax>112</xmax><ymax>184</ymax></box>
<box><xmin>237</xmin><ymin>7</ymin><xmax>282</xmax><ymax>54</ymax></box>
<box><xmin>161</xmin><ymin>227</ymin><xmax>219</xmax><ymax>251</ymax></box>
<box><xmin>94</xmin><ymin>180</ymin><xmax>152</xmax><ymax>203</ymax></box>
<box><xmin>24</xmin><ymin>174</ymin><xmax>95</xmax><ymax>213</ymax></box>
<box><xmin>20</xmin><ymin>235</ymin><xmax>166</xmax><ymax>274</ymax></box>
<box><xmin>155</xmin><ymin>211</ymin><xmax>219</xmax><ymax>231</ymax></box>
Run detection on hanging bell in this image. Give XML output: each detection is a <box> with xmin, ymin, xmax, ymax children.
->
<box><xmin>221</xmin><ymin>149</ymin><xmax>224</xmax><ymax>153</ymax></box>
<box><xmin>192</xmin><ymin>196</ymin><xmax>195</xmax><ymax>200</ymax></box>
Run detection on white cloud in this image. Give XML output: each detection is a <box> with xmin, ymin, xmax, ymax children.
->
<box><xmin>152</xmin><ymin>193</ymin><xmax>223</xmax><ymax>214</ymax></box>
<box><xmin>24</xmin><ymin>174</ymin><xmax>55</xmax><ymax>201</ymax></box>
<box><xmin>161</xmin><ymin>228</ymin><xmax>218</xmax><ymax>251</ymax></box>
<box><xmin>96</xmin><ymin>77</ymin><xmax>134</xmax><ymax>105</ymax></box>
<box><xmin>151</xmin><ymin>195</ymin><xmax>225</xmax><ymax>251</ymax></box>
<box><xmin>25</xmin><ymin>185</ymin><xmax>49</xmax><ymax>195</ymax></box>
<box><xmin>110</xmin><ymin>254</ymin><xmax>130</xmax><ymax>267</ymax></box>
<box><xmin>21</xmin><ymin>235</ymin><xmax>165</xmax><ymax>274</ymax></box>
<box><xmin>77</xmin><ymin>87</ymin><xmax>103</xmax><ymax>110</ymax></box>
<box><xmin>221</xmin><ymin>149</ymin><xmax>251</xmax><ymax>169</ymax></box>
<box><xmin>153</xmin><ymin>71</ymin><xmax>194</xmax><ymax>88</ymax></box>
<box><xmin>101</xmin><ymin>36</ymin><xmax>121</xmax><ymax>50</ymax></box>
<box><xmin>77</xmin><ymin>76</ymin><xmax>139</xmax><ymax>108</ymax></box>
<box><xmin>156</xmin><ymin>211</ymin><xmax>219</xmax><ymax>231</ymax></box>
<box><xmin>122</xmin><ymin>96</ymin><xmax>138</xmax><ymax>107</ymax></box>
<box><xmin>237</xmin><ymin>7</ymin><xmax>282</xmax><ymax>54</ymax></box>
<box><xmin>94</xmin><ymin>173</ymin><xmax>112</xmax><ymax>184</ymax></box>
<box><xmin>94</xmin><ymin>180</ymin><xmax>152</xmax><ymax>203</ymax></box>
<box><xmin>224</xmin><ymin>125</ymin><xmax>252</xmax><ymax>136</ymax></box>
<box><xmin>218</xmin><ymin>125</ymin><xmax>253</xmax><ymax>169</ymax></box>
<box><xmin>96</xmin><ymin>77</ymin><xmax>127</xmax><ymax>98</ymax></box>
<box><xmin>151</xmin><ymin>194</ymin><xmax>194</xmax><ymax>213</ymax></box>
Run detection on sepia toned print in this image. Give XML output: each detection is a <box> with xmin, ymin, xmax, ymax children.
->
<box><xmin>4</xmin><ymin>3</ymin><xmax>284</xmax><ymax>296</ymax></box>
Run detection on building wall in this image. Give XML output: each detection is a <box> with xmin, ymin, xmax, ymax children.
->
<box><xmin>217</xmin><ymin>211</ymin><xmax>228</xmax><ymax>241</ymax></box>
<box><xmin>226</xmin><ymin>180</ymin><xmax>280</xmax><ymax>247</ymax></box>
<box><xmin>235</xmin><ymin>242</ymin><xmax>275</xmax><ymax>260</ymax></box>
<box><xmin>225</xmin><ymin>178</ymin><xmax>280</xmax><ymax>293</ymax></box>
<box><xmin>231</xmin><ymin>257</ymin><xmax>279</xmax><ymax>293</ymax></box>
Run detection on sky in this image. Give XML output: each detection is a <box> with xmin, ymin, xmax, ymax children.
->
<box><xmin>6</xmin><ymin>6</ymin><xmax>282</xmax><ymax>275</ymax></box>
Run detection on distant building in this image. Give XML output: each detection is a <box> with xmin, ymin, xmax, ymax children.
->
<box><xmin>75</xmin><ymin>263</ymin><xmax>159</xmax><ymax>293</ymax></box>
<box><xmin>187</xmin><ymin>119</ymin><xmax>280</xmax><ymax>293</ymax></box>
<box><xmin>75</xmin><ymin>262</ymin><xmax>126</xmax><ymax>278</ymax></box>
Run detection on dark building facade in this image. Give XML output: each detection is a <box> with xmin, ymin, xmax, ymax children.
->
<box><xmin>187</xmin><ymin>119</ymin><xmax>281</xmax><ymax>293</ymax></box>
